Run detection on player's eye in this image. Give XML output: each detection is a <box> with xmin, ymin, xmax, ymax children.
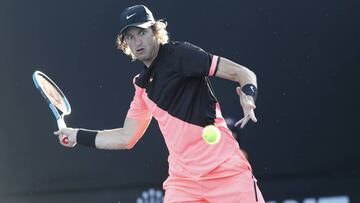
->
<box><xmin>125</xmin><ymin>35</ymin><xmax>134</xmax><ymax>40</ymax></box>
<box><xmin>140</xmin><ymin>30</ymin><xmax>146</xmax><ymax>35</ymax></box>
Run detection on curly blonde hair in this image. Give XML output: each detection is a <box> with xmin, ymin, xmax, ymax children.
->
<box><xmin>116</xmin><ymin>20</ymin><xmax>169</xmax><ymax>60</ymax></box>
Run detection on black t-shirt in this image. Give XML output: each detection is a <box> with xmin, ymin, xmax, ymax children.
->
<box><xmin>134</xmin><ymin>41</ymin><xmax>220</xmax><ymax>127</ymax></box>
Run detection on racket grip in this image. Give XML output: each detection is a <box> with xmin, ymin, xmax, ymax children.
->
<box><xmin>57</xmin><ymin>118</ymin><xmax>66</xmax><ymax>129</ymax></box>
<box><xmin>57</xmin><ymin>118</ymin><xmax>69</xmax><ymax>144</ymax></box>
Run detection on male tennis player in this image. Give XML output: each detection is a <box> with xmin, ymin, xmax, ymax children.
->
<box><xmin>55</xmin><ymin>5</ymin><xmax>265</xmax><ymax>202</ymax></box>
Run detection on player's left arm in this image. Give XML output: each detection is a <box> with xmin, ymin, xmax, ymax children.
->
<box><xmin>215</xmin><ymin>57</ymin><xmax>258</xmax><ymax>128</ymax></box>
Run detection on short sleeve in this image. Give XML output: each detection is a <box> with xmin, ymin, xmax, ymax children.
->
<box><xmin>176</xmin><ymin>42</ymin><xmax>220</xmax><ymax>77</ymax></box>
<box><xmin>126</xmin><ymin>75</ymin><xmax>152</xmax><ymax>120</ymax></box>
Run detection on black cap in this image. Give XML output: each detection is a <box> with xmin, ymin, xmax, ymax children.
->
<box><xmin>119</xmin><ymin>5</ymin><xmax>155</xmax><ymax>35</ymax></box>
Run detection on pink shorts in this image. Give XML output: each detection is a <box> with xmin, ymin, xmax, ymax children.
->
<box><xmin>163</xmin><ymin>151</ymin><xmax>265</xmax><ymax>203</ymax></box>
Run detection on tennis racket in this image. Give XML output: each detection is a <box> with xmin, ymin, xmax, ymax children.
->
<box><xmin>32</xmin><ymin>70</ymin><xmax>71</xmax><ymax>144</ymax></box>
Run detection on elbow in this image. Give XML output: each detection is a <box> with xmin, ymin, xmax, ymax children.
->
<box><xmin>119</xmin><ymin>129</ymin><xmax>137</xmax><ymax>150</ymax></box>
<box><xmin>119</xmin><ymin>128</ymin><xmax>145</xmax><ymax>150</ymax></box>
<box><xmin>107</xmin><ymin>140</ymin><xmax>135</xmax><ymax>150</ymax></box>
<box><xmin>125</xmin><ymin>142</ymin><xmax>136</xmax><ymax>150</ymax></box>
<box><xmin>110</xmin><ymin>134</ymin><xmax>137</xmax><ymax>150</ymax></box>
<box><xmin>124</xmin><ymin>135</ymin><xmax>139</xmax><ymax>150</ymax></box>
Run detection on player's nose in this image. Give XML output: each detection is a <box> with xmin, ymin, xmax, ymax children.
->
<box><xmin>134</xmin><ymin>36</ymin><xmax>142</xmax><ymax>46</ymax></box>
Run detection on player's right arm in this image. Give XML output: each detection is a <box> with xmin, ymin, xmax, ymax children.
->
<box><xmin>95</xmin><ymin>117</ymin><xmax>151</xmax><ymax>149</ymax></box>
<box><xmin>54</xmin><ymin>116</ymin><xmax>151</xmax><ymax>150</ymax></box>
<box><xmin>55</xmin><ymin>75</ymin><xmax>152</xmax><ymax>150</ymax></box>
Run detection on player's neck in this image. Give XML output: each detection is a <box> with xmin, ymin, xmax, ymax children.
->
<box><xmin>143</xmin><ymin>43</ymin><xmax>160</xmax><ymax>68</ymax></box>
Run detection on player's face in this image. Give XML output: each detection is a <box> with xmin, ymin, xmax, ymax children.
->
<box><xmin>123</xmin><ymin>27</ymin><xmax>159</xmax><ymax>65</ymax></box>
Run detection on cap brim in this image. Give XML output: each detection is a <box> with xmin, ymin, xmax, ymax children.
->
<box><xmin>119</xmin><ymin>21</ymin><xmax>155</xmax><ymax>35</ymax></box>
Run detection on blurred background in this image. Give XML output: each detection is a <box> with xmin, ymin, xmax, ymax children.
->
<box><xmin>0</xmin><ymin>0</ymin><xmax>359</xmax><ymax>202</ymax></box>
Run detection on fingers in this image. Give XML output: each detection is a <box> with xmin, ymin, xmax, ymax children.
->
<box><xmin>53</xmin><ymin>128</ymin><xmax>66</xmax><ymax>135</ymax></box>
<box><xmin>248</xmin><ymin>102</ymin><xmax>256</xmax><ymax>109</ymax></box>
<box><xmin>235</xmin><ymin>116</ymin><xmax>250</xmax><ymax>128</ymax></box>
<box><xmin>61</xmin><ymin>135</ymin><xmax>69</xmax><ymax>144</ymax></box>
<box><xmin>53</xmin><ymin>128</ymin><xmax>70</xmax><ymax>137</ymax></box>
<box><xmin>235</xmin><ymin>117</ymin><xmax>245</xmax><ymax>127</ymax></box>
<box><xmin>53</xmin><ymin>128</ymin><xmax>75</xmax><ymax>147</ymax></box>
<box><xmin>241</xmin><ymin>116</ymin><xmax>250</xmax><ymax>128</ymax></box>
<box><xmin>249</xmin><ymin>110</ymin><xmax>258</xmax><ymax>123</ymax></box>
<box><xmin>235</xmin><ymin>111</ymin><xmax>258</xmax><ymax>129</ymax></box>
<box><xmin>57</xmin><ymin>134</ymin><xmax>68</xmax><ymax>146</ymax></box>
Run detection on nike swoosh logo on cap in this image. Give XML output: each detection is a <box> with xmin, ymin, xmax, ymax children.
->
<box><xmin>126</xmin><ymin>13</ymin><xmax>136</xmax><ymax>19</ymax></box>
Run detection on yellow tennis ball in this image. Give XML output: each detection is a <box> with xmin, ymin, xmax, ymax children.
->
<box><xmin>202</xmin><ymin>125</ymin><xmax>221</xmax><ymax>145</ymax></box>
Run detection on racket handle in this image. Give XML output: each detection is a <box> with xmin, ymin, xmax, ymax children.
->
<box><xmin>57</xmin><ymin>118</ymin><xmax>66</xmax><ymax>129</ymax></box>
<box><xmin>57</xmin><ymin>118</ymin><xmax>69</xmax><ymax>144</ymax></box>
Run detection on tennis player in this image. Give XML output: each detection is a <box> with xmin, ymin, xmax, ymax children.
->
<box><xmin>55</xmin><ymin>5</ymin><xmax>265</xmax><ymax>202</ymax></box>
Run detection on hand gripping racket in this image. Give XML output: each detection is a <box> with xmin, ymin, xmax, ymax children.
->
<box><xmin>32</xmin><ymin>71</ymin><xmax>71</xmax><ymax>144</ymax></box>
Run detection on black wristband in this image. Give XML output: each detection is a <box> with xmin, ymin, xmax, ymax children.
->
<box><xmin>241</xmin><ymin>84</ymin><xmax>257</xmax><ymax>102</ymax></box>
<box><xmin>76</xmin><ymin>129</ymin><xmax>98</xmax><ymax>148</ymax></box>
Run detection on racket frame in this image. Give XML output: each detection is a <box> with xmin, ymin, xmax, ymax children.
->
<box><xmin>32</xmin><ymin>70</ymin><xmax>71</xmax><ymax>130</ymax></box>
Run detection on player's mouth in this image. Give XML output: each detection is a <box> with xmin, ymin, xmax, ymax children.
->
<box><xmin>136</xmin><ymin>48</ymin><xmax>145</xmax><ymax>54</ymax></box>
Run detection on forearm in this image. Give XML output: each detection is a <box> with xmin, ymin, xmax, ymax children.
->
<box><xmin>95</xmin><ymin>128</ymin><xmax>133</xmax><ymax>150</ymax></box>
<box><xmin>68</xmin><ymin>128</ymin><xmax>133</xmax><ymax>150</ymax></box>
<box><xmin>216</xmin><ymin>57</ymin><xmax>257</xmax><ymax>87</ymax></box>
<box><xmin>72</xmin><ymin>117</ymin><xmax>150</xmax><ymax>150</ymax></box>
